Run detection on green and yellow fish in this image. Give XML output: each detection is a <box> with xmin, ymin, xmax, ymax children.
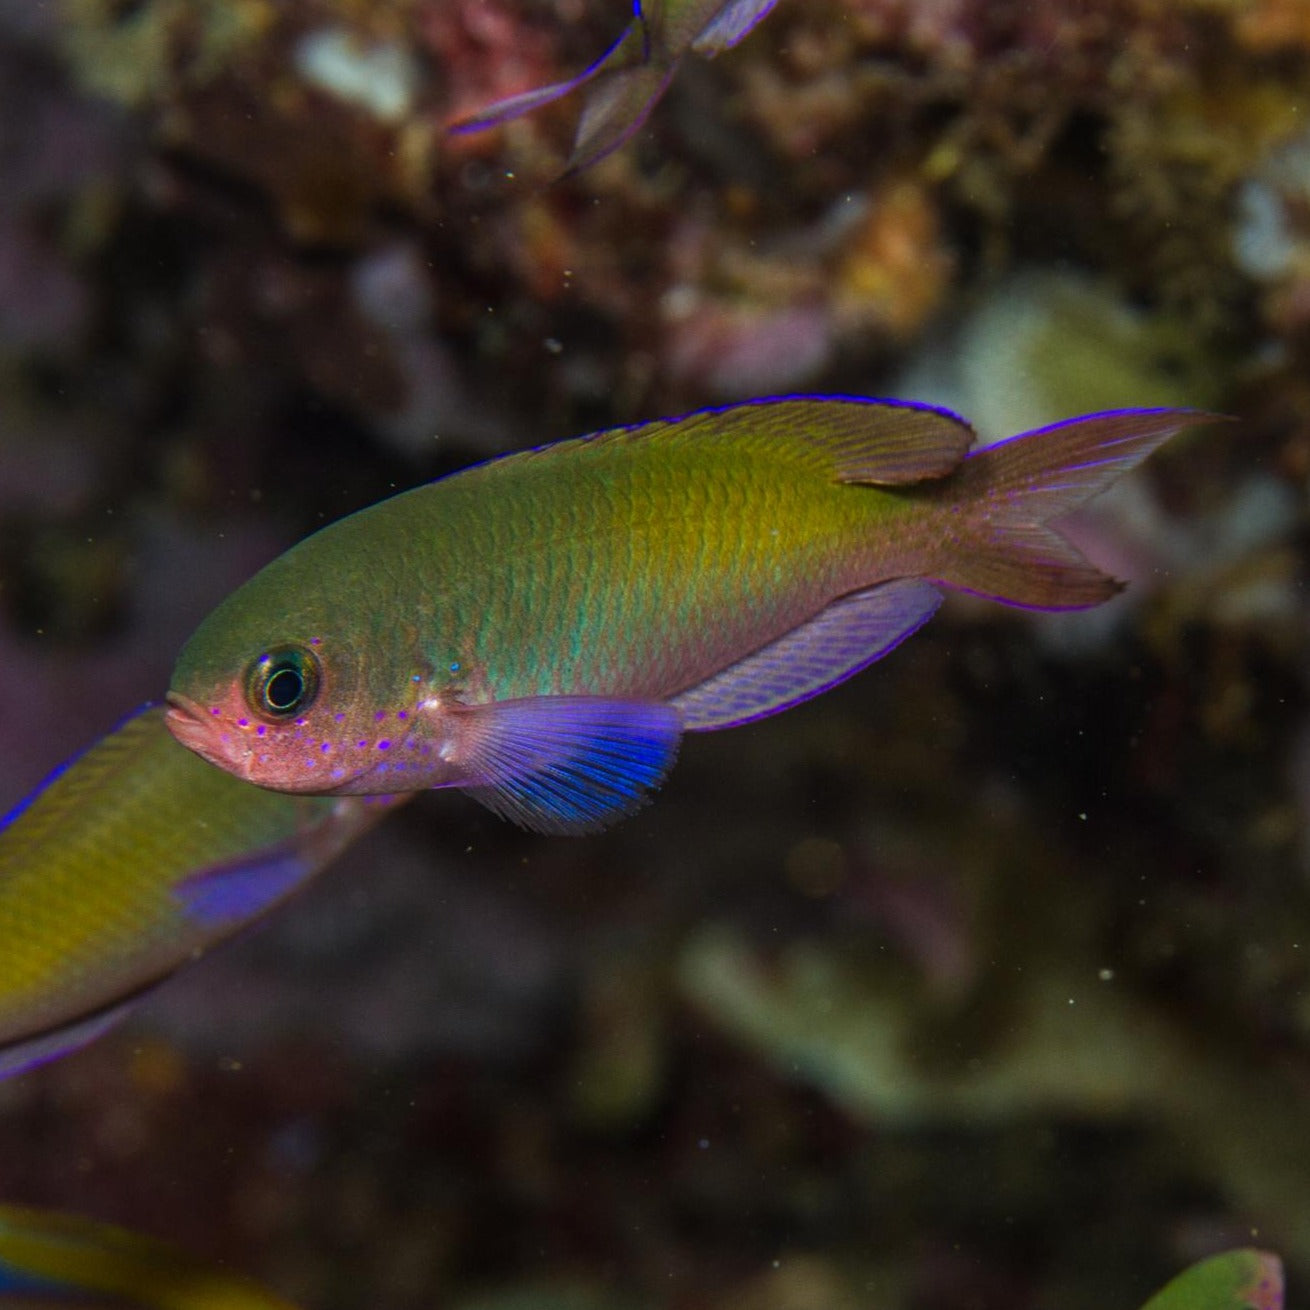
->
<box><xmin>448</xmin><ymin>0</ymin><xmax>780</xmax><ymax>172</ymax></box>
<box><xmin>165</xmin><ymin>397</ymin><xmax>1213</xmax><ymax>834</ymax></box>
<box><xmin>0</xmin><ymin>706</ymin><xmax>400</xmax><ymax>1077</ymax></box>
<box><xmin>0</xmin><ymin>1203</ymin><xmax>297</xmax><ymax>1308</ymax></box>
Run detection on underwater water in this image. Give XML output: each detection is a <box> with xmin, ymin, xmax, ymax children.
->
<box><xmin>0</xmin><ymin>1</ymin><xmax>1308</xmax><ymax>1307</ymax></box>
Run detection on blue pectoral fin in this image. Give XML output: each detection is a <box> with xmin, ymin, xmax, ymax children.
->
<box><xmin>671</xmin><ymin>578</ymin><xmax>943</xmax><ymax>730</ymax></box>
<box><xmin>0</xmin><ymin>1002</ymin><xmax>136</xmax><ymax>1081</ymax></box>
<box><xmin>455</xmin><ymin>698</ymin><xmax>683</xmax><ymax>835</ymax></box>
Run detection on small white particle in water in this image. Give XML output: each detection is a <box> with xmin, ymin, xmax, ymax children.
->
<box><xmin>544</xmin><ymin>337</ymin><xmax>563</xmax><ymax>354</ymax></box>
<box><xmin>698</xmin><ymin>1138</ymin><xmax>710</xmax><ymax>1149</ymax></box>
<box><xmin>1098</xmin><ymin>968</ymin><xmax>1114</xmax><ymax>982</ymax></box>
<box><xmin>1078</xmin><ymin>811</ymin><xmax>1087</xmax><ymax>820</ymax></box>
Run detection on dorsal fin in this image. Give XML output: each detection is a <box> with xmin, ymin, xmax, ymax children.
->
<box><xmin>479</xmin><ymin>396</ymin><xmax>977</xmax><ymax>488</ymax></box>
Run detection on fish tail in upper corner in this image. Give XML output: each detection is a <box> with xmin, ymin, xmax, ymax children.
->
<box><xmin>925</xmin><ymin>408</ymin><xmax>1227</xmax><ymax>611</ymax></box>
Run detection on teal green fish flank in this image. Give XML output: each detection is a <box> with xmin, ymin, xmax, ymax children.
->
<box><xmin>165</xmin><ymin>399</ymin><xmax>1213</xmax><ymax>832</ymax></box>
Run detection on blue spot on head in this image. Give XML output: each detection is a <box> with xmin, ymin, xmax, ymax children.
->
<box><xmin>450</xmin><ymin>662</ymin><xmax>461</xmax><ymax>673</ymax></box>
<box><xmin>378</xmin><ymin>740</ymin><xmax>391</xmax><ymax>750</ymax></box>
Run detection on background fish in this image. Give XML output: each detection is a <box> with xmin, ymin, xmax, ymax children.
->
<box><xmin>447</xmin><ymin>0</ymin><xmax>780</xmax><ymax>173</ymax></box>
<box><xmin>0</xmin><ymin>1204</ymin><xmax>297</xmax><ymax>1308</ymax></box>
<box><xmin>165</xmin><ymin>397</ymin><xmax>1213</xmax><ymax>836</ymax></box>
<box><xmin>1140</xmin><ymin>1248</ymin><xmax>1283</xmax><ymax>1310</ymax></box>
<box><xmin>0</xmin><ymin>705</ymin><xmax>401</xmax><ymax>1079</ymax></box>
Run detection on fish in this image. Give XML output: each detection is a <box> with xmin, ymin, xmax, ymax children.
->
<box><xmin>0</xmin><ymin>704</ymin><xmax>402</xmax><ymax>1079</ymax></box>
<box><xmin>0</xmin><ymin>1203</ymin><xmax>298</xmax><ymax>1308</ymax></box>
<box><xmin>164</xmin><ymin>397</ymin><xmax>1215</xmax><ymax>836</ymax></box>
<box><xmin>447</xmin><ymin>0</ymin><xmax>780</xmax><ymax>173</ymax></box>
<box><xmin>1140</xmin><ymin>1248</ymin><xmax>1283</xmax><ymax>1310</ymax></box>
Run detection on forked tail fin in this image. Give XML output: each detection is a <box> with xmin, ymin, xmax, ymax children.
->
<box><xmin>929</xmin><ymin>408</ymin><xmax>1222</xmax><ymax>610</ymax></box>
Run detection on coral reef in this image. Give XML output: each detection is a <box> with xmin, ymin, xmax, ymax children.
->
<box><xmin>1</xmin><ymin>0</ymin><xmax>1309</xmax><ymax>1307</ymax></box>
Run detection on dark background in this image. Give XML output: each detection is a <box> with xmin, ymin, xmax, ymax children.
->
<box><xmin>1</xmin><ymin>2</ymin><xmax>1309</xmax><ymax>1307</ymax></box>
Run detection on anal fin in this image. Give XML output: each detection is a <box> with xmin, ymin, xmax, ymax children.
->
<box><xmin>0</xmin><ymin>1002</ymin><xmax>135</xmax><ymax>1081</ymax></box>
<box><xmin>672</xmin><ymin>578</ymin><xmax>942</xmax><ymax>730</ymax></box>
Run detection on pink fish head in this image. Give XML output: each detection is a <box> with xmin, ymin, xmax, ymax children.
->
<box><xmin>167</xmin><ymin>637</ymin><xmax>358</xmax><ymax>792</ymax></box>
<box><xmin>166</xmin><ymin>555</ymin><xmax>448</xmax><ymax>796</ymax></box>
<box><xmin>165</xmin><ymin>633</ymin><xmax>459</xmax><ymax>796</ymax></box>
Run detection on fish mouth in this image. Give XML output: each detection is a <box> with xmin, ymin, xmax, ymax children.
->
<box><xmin>164</xmin><ymin>692</ymin><xmax>218</xmax><ymax>758</ymax></box>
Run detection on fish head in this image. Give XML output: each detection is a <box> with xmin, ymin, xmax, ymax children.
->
<box><xmin>166</xmin><ymin>636</ymin><xmax>352</xmax><ymax>793</ymax></box>
<box><xmin>165</xmin><ymin>550</ymin><xmax>439</xmax><ymax>796</ymax></box>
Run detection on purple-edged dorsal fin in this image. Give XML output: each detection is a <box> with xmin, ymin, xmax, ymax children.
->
<box><xmin>632</xmin><ymin>396</ymin><xmax>975</xmax><ymax>483</ymax></box>
<box><xmin>475</xmin><ymin>396</ymin><xmax>976</xmax><ymax>487</ymax></box>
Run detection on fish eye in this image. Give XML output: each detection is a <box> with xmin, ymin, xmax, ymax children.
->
<box><xmin>245</xmin><ymin>645</ymin><xmax>321</xmax><ymax>719</ymax></box>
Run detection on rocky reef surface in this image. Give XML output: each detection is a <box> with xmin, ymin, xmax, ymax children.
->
<box><xmin>1</xmin><ymin>3</ymin><xmax>1309</xmax><ymax>1307</ymax></box>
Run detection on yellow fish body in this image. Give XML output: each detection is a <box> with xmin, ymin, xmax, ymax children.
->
<box><xmin>0</xmin><ymin>1204</ymin><xmax>297</xmax><ymax>1308</ymax></box>
<box><xmin>0</xmin><ymin>706</ymin><xmax>400</xmax><ymax>1077</ymax></box>
<box><xmin>165</xmin><ymin>399</ymin><xmax>1215</xmax><ymax>834</ymax></box>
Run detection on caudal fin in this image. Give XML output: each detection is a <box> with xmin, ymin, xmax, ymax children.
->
<box><xmin>931</xmin><ymin>408</ymin><xmax>1223</xmax><ymax>610</ymax></box>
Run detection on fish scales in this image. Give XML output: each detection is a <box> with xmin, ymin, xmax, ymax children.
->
<box><xmin>165</xmin><ymin>398</ymin><xmax>1215</xmax><ymax>833</ymax></box>
<box><xmin>0</xmin><ymin>706</ymin><xmax>395</xmax><ymax>1072</ymax></box>
<box><xmin>350</xmin><ymin>428</ymin><xmax>892</xmax><ymax>702</ymax></box>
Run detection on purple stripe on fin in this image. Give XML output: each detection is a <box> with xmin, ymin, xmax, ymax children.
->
<box><xmin>0</xmin><ymin>1003</ymin><xmax>133</xmax><ymax>1081</ymax></box>
<box><xmin>564</xmin><ymin>61</ymin><xmax>680</xmax><ymax>174</ymax></box>
<box><xmin>447</xmin><ymin>22</ymin><xmax>644</xmax><ymax>135</ymax></box>
<box><xmin>672</xmin><ymin>579</ymin><xmax>942</xmax><ymax>731</ymax></box>
<box><xmin>692</xmin><ymin>0</ymin><xmax>780</xmax><ymax>54</ymax></box>
<box><xmin>0</xmin><ymin>703</ymin><xmax>157</xmax><ymax>834</ymax></box>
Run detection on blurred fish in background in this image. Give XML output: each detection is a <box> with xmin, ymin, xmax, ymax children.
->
<box><xmin>448</xmin><ymin>0</ymin><xmax>781</xmax><ymax>172</ymax></box>
<box><xmin>0</xmin><ymin>706</ymin><xmax>401</xmax><ymax>1078</ymax></box>
<box><xmin>0</xmin><ymin>1204</ymin><xmax>297</xmax><ymax>1308</ymax></box>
